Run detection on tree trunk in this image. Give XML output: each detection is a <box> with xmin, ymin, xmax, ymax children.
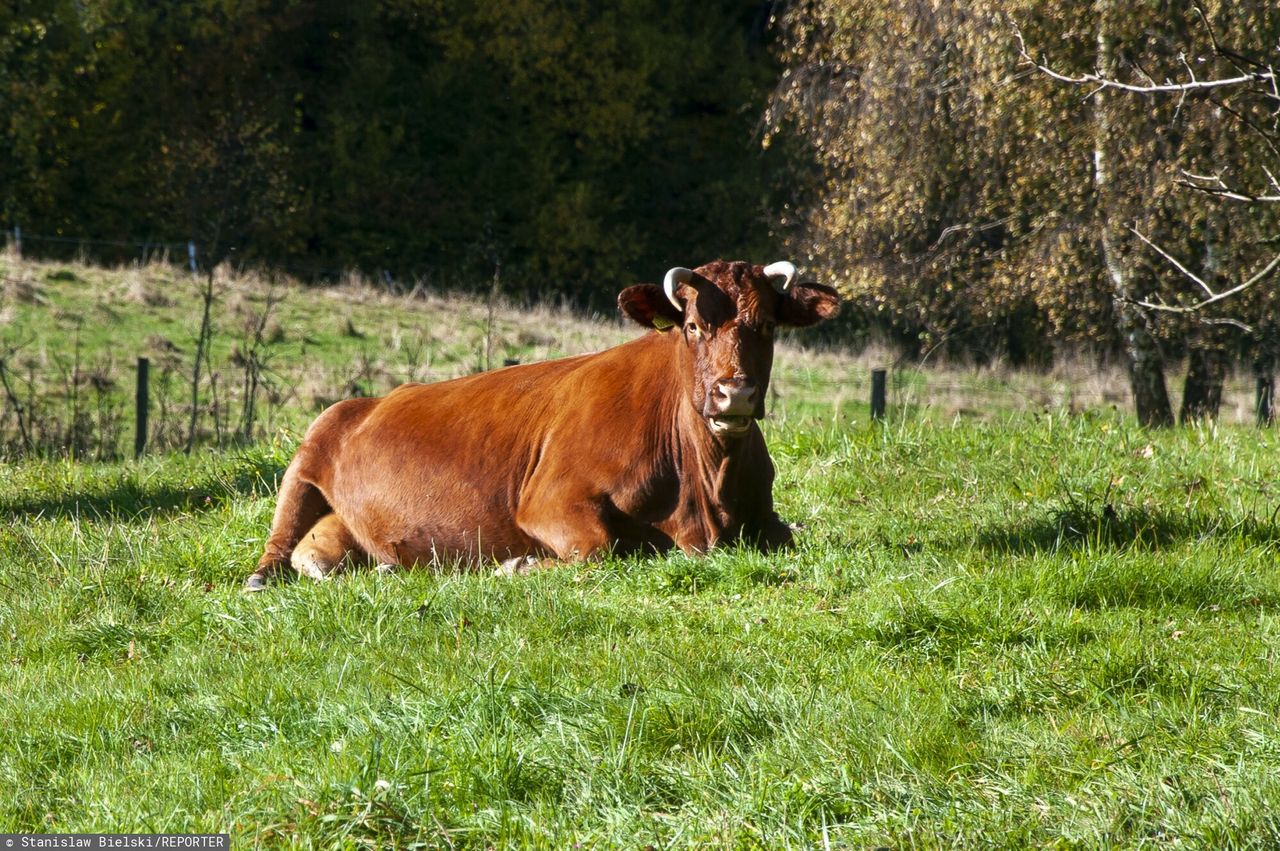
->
<box><xmin>1116</xmin><ymin>305</ymin><xmax>1174</xmax><ymax>427</ymax></box>
<box><xmin>1093</xmin><ymin>0</ymin><xmax>1173</xmax><ymax>427</ymax></box>
<box><xmin>1180</xmin><ymin>345</ymin><xmax>1226</xmax><ymax>423</ymax></box>
<box><xmin>1256</xmin><ymin>349</ymin><xmax>1275</xmax><ymax>426</ymax></box>
<box><xmin>1181</xmin><ymin>218</ymin><xmax>1231</xmax><ymax>425</ymax></box>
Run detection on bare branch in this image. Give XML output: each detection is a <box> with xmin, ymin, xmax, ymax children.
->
<box><xmin>1133</xmin><ymin>225</ymin><xmax>1280</xmax><ymax>314</ymax></box>
<box><xmin>1196</xmin><ymin>316</ymin><xmax>1255</xmax><ymax>334</ymax></box>
<box><xmin>1015</xmin><ymin>23</ymin><xmax>1278</xmax><ymax>100</ymax></box>
<box><xmin>1192</xmin><ymin>4</ymin><xmax>1261</xmax><ymax>79</ymax></box>
<box><xmin>1127</xmin><ymin>226</ymin><xmax>1214</xmax><ymax>297</ymax></box>
<box><xmin>927</xmin><ymin>216</ymin><xmax>1014</xmax><ymax>251</ymax></box>
<box><xmin>1027</xmin><ymin>61</ymin><xmax>1274</xmax><ymax>97</ymax></box>
<box><xmin>1176</xmin><ymin>171</ymin><xmax>1280</xmax><ymax>203</ymax></box>
<box><xmin>1204</xmin><ymin>96</ymin><xmax>1280</xmax><ymax>158</ymax></box>
<box><xmin>0</xmin><ymin>355</ymin><xmax>33</xmax><ymax>452</ymax></box>
<box><xmin>1179</xmin><ymin>52</ymin><xmax>1198</xmax><ymax>86</ymax></box>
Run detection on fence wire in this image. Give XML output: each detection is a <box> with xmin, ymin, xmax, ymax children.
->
<box><xmin>3</xmin><ymin>230</ymin><xmax>1275</xmax><ymax>460</ymax></box>
<box><xmin>0</xmin><ymin>349</ymin><xmax>1272</xmax><ymax>463</ymax></box>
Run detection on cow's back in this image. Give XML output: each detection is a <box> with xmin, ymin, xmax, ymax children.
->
<box><xmin>320</xmin><ymin>347</ymin><xmax>632</xmax><ymax>563</ymax></box>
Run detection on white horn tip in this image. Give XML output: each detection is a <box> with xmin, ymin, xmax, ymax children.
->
<box><xmin>763</xmin><ymin>261</ymin><xmax>798</xmax><ymax>291</ymax></box>
<box><xmin>663</xmin><ymin>267</ymin><xmax>694</xmax><ymax>311</ymax></box>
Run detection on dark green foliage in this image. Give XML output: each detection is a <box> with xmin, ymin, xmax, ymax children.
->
<box><xmin>1</xmin><ymin>0</ymin><xmax>783</xmax><ymax>302</ymax></box>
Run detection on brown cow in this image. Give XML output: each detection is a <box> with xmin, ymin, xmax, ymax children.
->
<box><xmin>245</xmin><ymin>259</ymin><xmax>839</xmax><ymax>590</ymax></box>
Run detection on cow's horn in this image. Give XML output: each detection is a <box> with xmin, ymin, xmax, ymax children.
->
<box><xmin>763</xmin><ymin>261</ymin><xmax>798</xmax><ymax>291</ymax></box>
<box><xmin>663</xmin><ymin>267</ymin><xmax>694</xmax><ymax>310</ymax></box>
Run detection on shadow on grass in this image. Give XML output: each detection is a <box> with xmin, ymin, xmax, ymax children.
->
<box><xmin>0</xmin><ymin>454</ymin><xmax>286</xmax><ymax>520</ymax></box>
<box><xmin>977</xmin><ymin>502</ymin><xmax>1280</xmax><ymax>555</ymax></box>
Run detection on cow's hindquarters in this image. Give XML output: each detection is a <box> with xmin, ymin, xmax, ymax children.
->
<box><xmin>246</xmin><ymin>460</ymin><xmax>332</xmax><ymax>590</ymax></box>
<box><xmin>246</xmin><ymin>397</ymin><xmax>380</xmax><ymax>591</ymax></box>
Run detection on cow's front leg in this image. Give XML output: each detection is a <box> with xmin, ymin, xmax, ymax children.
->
<box><xmin>507</xmin><ymin>484</ymin><xmax>672</xmax><ymax>576</ymax></box>
<box><xmin>743</xmin><ymin>512</ymin><xmax>795</xmax><ymax>552</ymax></box>
<box><xmin>513</xmin><ymin>496</ymin><xmax>616</xmax><ymax>566</ymax></box>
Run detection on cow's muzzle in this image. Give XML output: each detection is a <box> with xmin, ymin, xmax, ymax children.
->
<box><xmin>707</xmin><ymin>378</ymin><xmax>757</xmax><ymax>436</ymax></box>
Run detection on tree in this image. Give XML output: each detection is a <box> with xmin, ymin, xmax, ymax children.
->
<box><xmin>1088</xmin><ymin>0</ymin><xmax>1173</xmax><ymax>425</ymax></box>
<box><xmin>1020</xmin><ymin>2</ymin><xmax>1280</xmax><ymax>422</ymax></box>
<box><xmin>3</xmin><ymin>0</ymin><xmax>785</xmax><ymax>303</ymax></box>
<box><xmin>768</xmin><ymin>0</ymin><xmax>1280</xmax><ymax>424</ymax></box>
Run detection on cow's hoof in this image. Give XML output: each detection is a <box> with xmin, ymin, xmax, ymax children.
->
<box><xmin>243</xmin><ymin>573</ymin><xmax>269</xmax><ymax>592</ymax></box>
<box><xmin>495</xmin><ymin>556</ymin><xmax>538</xmax><ymax>577</ymax></box>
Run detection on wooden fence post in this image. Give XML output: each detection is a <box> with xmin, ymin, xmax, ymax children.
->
<box><xmin>12</xmin><ymin>224</ymin><xmax>20</xmax><ymax>258</ymax></box>
<box><xmin>135</xmin><ymin>357</ymin><xmax>150</xmax><ymax>458</ymax></box>
<box><xmin>187</xmin><ymin>241</ymin><xmax>197</xmax><ymax>274</ymax></box>
<box><xmin>871</xmin><ymin>368</ymin><xmax>887</xmax><ymax>420</ymax></box>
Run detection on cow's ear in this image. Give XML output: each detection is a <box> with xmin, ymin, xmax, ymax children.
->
<box><xmin>776</xmin><ymin>282</ymin><xmax>840</xmax><ymax>328</ymax></box>
<box><xmin>618</xmin><ymin>284</ymin><xmax>683</xmax><ymax>330</ymax></box>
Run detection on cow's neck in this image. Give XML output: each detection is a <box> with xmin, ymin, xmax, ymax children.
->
<box><xmin>665</xmin><ymin>392</ymin><xmax>755</xmax><ymax>549</ymax></box>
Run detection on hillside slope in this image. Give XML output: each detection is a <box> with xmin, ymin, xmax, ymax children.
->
<box><xmin>0</xmin><ymin>253</ymin><xmax>858</xmax><ymax>458</ymax></box>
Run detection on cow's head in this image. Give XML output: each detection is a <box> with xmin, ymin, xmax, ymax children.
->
<box><xmin>619</xmin><ymin>259</ymin><xmax>840</xmax><ymax>437</ymax></box>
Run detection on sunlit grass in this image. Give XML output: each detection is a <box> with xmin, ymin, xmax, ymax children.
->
<box><xmin>3</xmin><ymin>411</ymin><xmax>1280</xmax><ymax>846</ymax></box>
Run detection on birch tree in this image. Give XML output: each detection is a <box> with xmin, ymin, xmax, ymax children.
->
<box><xmin>769</xmin><ymin>0</ymin><xmax>1280</xmax><ymax>424</ymax></box>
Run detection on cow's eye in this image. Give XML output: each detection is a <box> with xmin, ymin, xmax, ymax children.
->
<box><xmin>685</xmin><ymin>322</ymin><xmax>701</xmax><ymax>338</ymax></box>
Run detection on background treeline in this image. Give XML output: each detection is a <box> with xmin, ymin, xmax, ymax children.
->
<box><xmin>4</xmin><ymin>0</ymin><xmax>1280</xmax><ymax>425</ymax></box>
<box><xmin>770</xmin><ymin>0</ymin><xmax>1280</xmax><ymax>424</ymax></box>
<box><xmin>2</xmin><ymin>0</ymin><xmax>784</xmax><ymax>296</ymax></box>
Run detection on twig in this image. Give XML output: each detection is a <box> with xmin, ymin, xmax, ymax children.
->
<box><xmin>1131</xmin><ymin>224</ymin><xmax>1280</xmax><ymax>314</ymax></box>
<box><xmin>1015</xmin><ymin>25</ymin><xmax>1276</xmax><ymax>98</ymax></box>
<box><xmin>185</xmin><ymin>270</ymin><xmax>216</xmax><ymax>454</ymax></box>
<box><xmin>1197</xmin><ymin>316</ymin><xmax>1254</xmax><ymax>333</ymax></box>
<box><xmin>1127</xmin><ymin>226</ymin><xmax>1214</xmax><ymax>297</ymax></box>
<box><xmin>1177</xmin><ymin>171</ymin><xmax>1280</xmax><ymax>203</ymax></box>
<box><xmin>483</xmin><ymin>262</ymin><xmax>500</xmax><ymax>372</ymax></box>
<box><xmin>0</xmin><ymin>356</ymin><xmax>33</xmax><ymax>452</ymax></box>
<box><xmin>238</xmin><ymin>286</ymin><xmax>283</xmax><ymax>442</ymax></box>
<box><xmin>927</xmin><ymin>216</ymin><xmax>1015</xmax><ymax>251</ymax></box>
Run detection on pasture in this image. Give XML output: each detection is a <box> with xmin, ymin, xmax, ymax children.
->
<box><xmin>4</xmin><ymin>259</ymin><xmax>1280</xmax><ymax>846</ymax></box>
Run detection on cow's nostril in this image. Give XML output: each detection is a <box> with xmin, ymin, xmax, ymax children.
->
<box><xmin>714</xmin><ymin>380</ymin><xmax>758</xmax><ymax>414</ymax></box>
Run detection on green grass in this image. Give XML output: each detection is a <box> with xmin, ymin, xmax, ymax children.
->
<box><xmin>4</xmin><ymin>412</ymin><xmax>1280</xmax><ymax>847</ymax></box>
<box><xmin>0</xmin><ymin>254</ymin><xmax>859</xmax><ymax>457</ymax></box>
<box><xmin>5</xmin><ymin>256</ymin><xmax>1280</xmax><ymax>845</ymax></box>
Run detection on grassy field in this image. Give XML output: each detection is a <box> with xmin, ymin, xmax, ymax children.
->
<box><xmin>4</xmin><ymin>258</ymin><xmax>1280</xmax><ymax>846</ymax></box>
<box><xmin>0</xmin><ymin>251</ymin><xmax>1271</xmax><ymax>461</ymax></box>
<box><xmin>0</xmin><ymin>253</ymin><xmax>649</xmax><ymax>457</ymax></box>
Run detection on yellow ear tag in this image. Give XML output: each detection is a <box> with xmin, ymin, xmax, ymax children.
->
<box><xmin>652</xmin><ymin>316</ymin><xmax>675</xmax><ymax>330</ymax></box>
